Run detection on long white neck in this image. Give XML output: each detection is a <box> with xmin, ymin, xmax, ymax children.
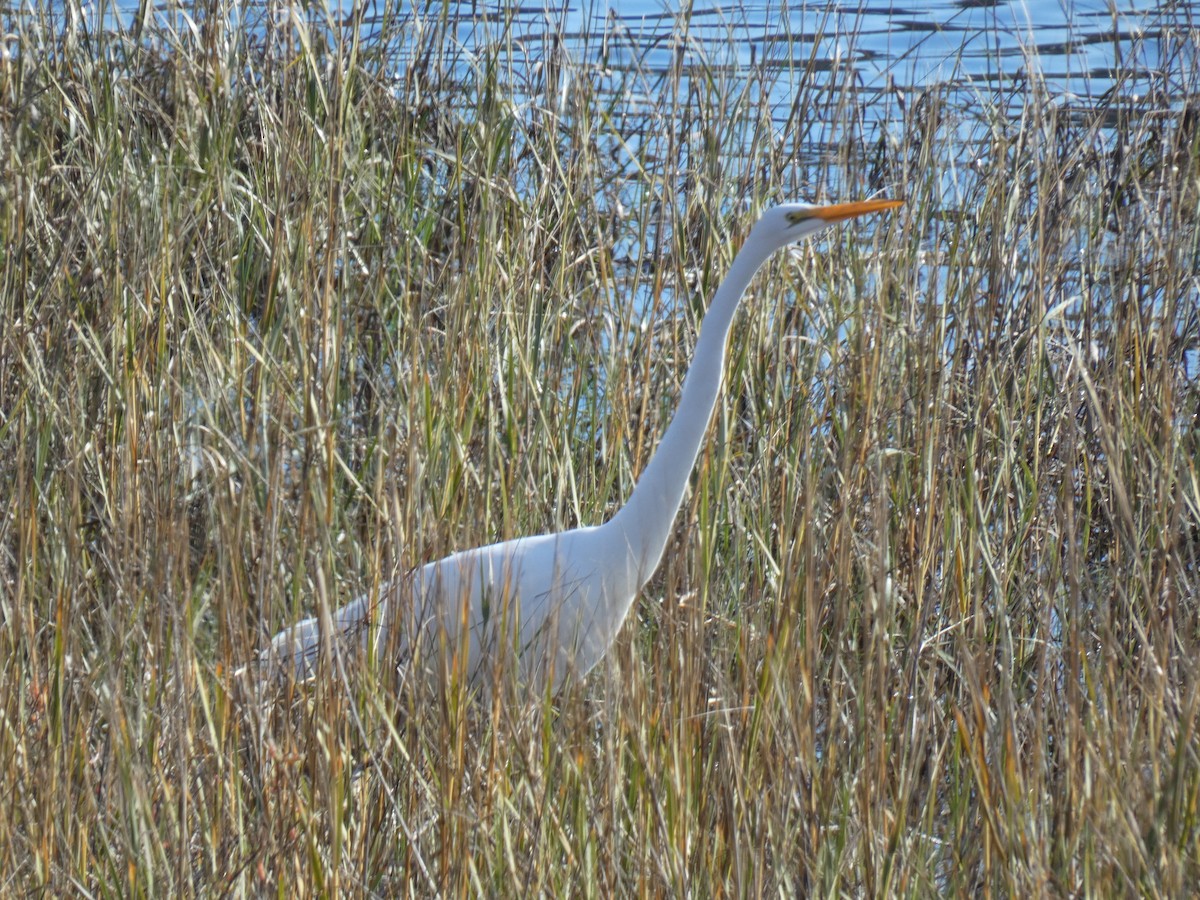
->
<box><xmin>608</xmin><ymin>238</ymin><xmax>777</xmax><ymax>585</ymax></box>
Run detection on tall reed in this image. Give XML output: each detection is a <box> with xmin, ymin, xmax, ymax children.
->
<box><xmin>1</xmin><ymin>2</ymin><xmax>1197</xmax><ymax>894</ymax></box>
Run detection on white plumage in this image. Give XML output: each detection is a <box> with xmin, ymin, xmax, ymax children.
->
<box><xmin>266</xmin><ymin>199</ymin><xmax>902</xmax><ymax>693</ymax></box>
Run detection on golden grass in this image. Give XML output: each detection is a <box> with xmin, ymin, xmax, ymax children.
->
<box><xmin>1</xmin><ymin>2</ymin><xmax>1198</xmax><ymax>895</ymax></box>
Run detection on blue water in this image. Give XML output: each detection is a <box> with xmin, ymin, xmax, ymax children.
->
<box><xmin>369</xmin><ymin>1</ymin><xmax>1193</xmax><ymax>103</ymax></box>
<box><xmin>31</xmin><ymin>0</ymin><xmax>1195</xmax><ymax>106</ymax></box>
<box><xmin>592</xmin><ymin>0</ymin><xmax>1175</xmax><ymax>91</ymax></box>
<box><xmin>19</xmin><ymin>0</ymin><xmax>1194</xmax><ymax>197</ymax></box>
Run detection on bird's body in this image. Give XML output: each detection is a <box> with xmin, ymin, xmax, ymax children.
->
<box><xmin>267</xmin><ymin>198</ymin><xmax>901</xmax><ymax>692</ymax></box>
<box><xmin>277</xmin><ymin>523</ymin><xmax>642</xmax><ymax>691</ymax></box>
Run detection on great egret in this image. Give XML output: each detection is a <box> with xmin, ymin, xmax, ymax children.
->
<box><xmin>266</xmin><ymin>198</ymin><xmax>902</xmax><ymax>692</ymax></box>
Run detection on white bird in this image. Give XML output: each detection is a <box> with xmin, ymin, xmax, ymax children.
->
<box><xmin>266</xmin><ymin>198</ymin><xmax>902</xmax><ymax>693</ymax></box>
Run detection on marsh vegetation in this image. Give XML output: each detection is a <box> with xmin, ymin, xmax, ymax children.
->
<box><xmin>1</xmin><ymin>2</ymin><xmax>1199</xmax><ymax>894</ymax></box>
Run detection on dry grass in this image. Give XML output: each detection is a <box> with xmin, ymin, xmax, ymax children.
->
<box><xmin>2</xmin><ymin>2</ymin><xmax>1199</xmax><ymax>895</ymax></box>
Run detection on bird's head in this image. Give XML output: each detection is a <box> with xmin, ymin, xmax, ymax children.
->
<box><xmin>748</xmin><ymin>198</ymin><xmax>903</xmax><ymax>255</ymax></box>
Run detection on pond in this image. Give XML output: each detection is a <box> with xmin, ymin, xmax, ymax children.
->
<box><xmin>28</xmin><ymin>0</ymin><xmax>1198</xmax><ymax>113</ymax></box>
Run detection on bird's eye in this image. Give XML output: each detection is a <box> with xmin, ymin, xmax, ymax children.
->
<box><xmin>785</xmin><ymin>211</ymin><xmax>812</xmax><ymax>225</ymax></box>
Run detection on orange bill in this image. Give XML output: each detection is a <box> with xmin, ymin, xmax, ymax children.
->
<box><xmin>809</xmin><ymin>197</ymin><xmax>904</xmax><ymax>222</ymax></box>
